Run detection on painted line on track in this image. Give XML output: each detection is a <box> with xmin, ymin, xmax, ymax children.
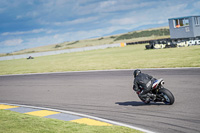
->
<box><xmin>0</xmin><ymin>103</ymin><xmax>156</xmax><ymax>133</ymax></box>
<box><xmin>0</xmin><ymin>103</ymin><xmax>111</xmax><ymax>126</ymax></box>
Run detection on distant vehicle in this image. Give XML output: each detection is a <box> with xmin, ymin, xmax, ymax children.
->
<box><xmin>27</xmin><ymin>56</ymin><xmax>34</xmax><ymax>59</ymax></box>
<box><xmin>146</xmin><ymin>15</ymin><xmax>200</xmax><ymax>49</ymax></box>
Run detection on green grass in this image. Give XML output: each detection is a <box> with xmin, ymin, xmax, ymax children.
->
<box><xmin>0</xmin><ymin>110</ymin><xmax>142</xmax><ymax>133</ymax></box>
<box><xmin>0</xmin><ymin>44</ymin><xmax>200</xmax><ymax>75</ymax></box>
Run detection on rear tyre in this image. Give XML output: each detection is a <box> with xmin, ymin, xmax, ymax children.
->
<box><xmin>159</xmin><ymin>88</ymin><xmax>175</xmax><ymax>105</ymax></box>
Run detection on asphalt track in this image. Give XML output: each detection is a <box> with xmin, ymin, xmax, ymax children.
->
<box><xmin>0</xmin><ymin>68</ymin><xmax>200</xmax><ymax>133</ymax></box>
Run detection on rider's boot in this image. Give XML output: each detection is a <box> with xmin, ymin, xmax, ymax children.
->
<box><xmin>151</xmin><ymin>94</ymin><xmax>156</xmax><ymax>101</ymax></box>
<box><xmin>145</xmin><ymin>96</ymin><xmax>150</xmax><ymax>104</ymax></box>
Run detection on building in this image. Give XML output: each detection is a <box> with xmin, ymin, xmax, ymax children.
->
<box><xmin>168</xmin><ymin>16</ymin><xmax>200</xmax><ymax>39</ymax></box>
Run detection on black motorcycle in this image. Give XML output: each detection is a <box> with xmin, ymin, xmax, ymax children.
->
<box><xmin>138</xmin><ymin>79</ymin><xmax>175</xmax><ymax>105</ymax></box>
<box><xmin>27</xmin><ymin>56</ymin><xmax>34</xmax><ymax>59</ymax></box>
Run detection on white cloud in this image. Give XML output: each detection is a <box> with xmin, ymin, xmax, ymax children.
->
<box><xmin>73</xmin><ymin>0</ymin><xmax>157</xmax><ymax>15</ymax></box>
<box><xmin>0</xmin><ymin>39</ymin><xmax>23</xmax><ymax>46</ymax></box>
<box><xmin>1</xmin><ymin>29</ymin><xmax>53</xmax><ymax>36</ymax></box>
<box><xmin>19</xmin><ymin>28</ymin><xmax>112</xmax><ymax>48</ymax></box>
<box><xmin>24</xmin><ymin>34</ymin><xmax>68</xmax><ymax>47</ymax></box>
<box><xmin>108</xmin><ymin>2</ymin><xmax>194</xmax><ymax>30</ymax></box>
<box><xmin>16</xmin><ymin>11</ymin><xmax>39</xmax><ymax>19</ymax></box>
<box><xmin>54</xmin><ymin>16</ymin><xmax>98</xmax><ymax>26</ymax></box>
<box><xmin>99</xmin><ymin>1</ymin><xmax>116</xmax><ymax>8</ymax></box>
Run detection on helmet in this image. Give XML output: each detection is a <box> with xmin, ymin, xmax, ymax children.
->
<box><xmin>133</xmin><ymin>69</ymin><xmax>141</xmax><ymax>78</ymax></box>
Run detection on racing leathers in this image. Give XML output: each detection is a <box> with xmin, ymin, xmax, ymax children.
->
<box><xmin>133</xmin><ymin>73</ymin><xmax>156</xmax><ymax>102</ymax></box>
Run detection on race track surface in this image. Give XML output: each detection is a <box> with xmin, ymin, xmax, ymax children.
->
<box><xmin>0</xmin><ymin>68</ymin><xmax>200</xmax><ymax>133</ymax></box>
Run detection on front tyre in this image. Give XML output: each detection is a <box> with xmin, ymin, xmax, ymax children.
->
<box><xmin>159</xmin><ymin>88</ymin><xmax>175</xmax><ymax>105</ymax></box>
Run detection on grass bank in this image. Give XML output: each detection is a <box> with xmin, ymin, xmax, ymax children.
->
<box><xmin>0</xmin><ymin>44</ymin><xmax>200</xmax><ymax>75</ymax></box>
<box><xmin>5</xmin><ymin>27</ymin><xmax>169</xmax><ymax>55</ymax></box>
<box><xmin>0</xmin><ymin>110</ymin><xmax>141</xmax><ymax>133</ymax></box>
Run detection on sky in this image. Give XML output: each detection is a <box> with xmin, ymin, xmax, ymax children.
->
<box><xmin>0</xmin><ymin>0</ymin><xmax>199</xmax><ymax>53</ymax></box>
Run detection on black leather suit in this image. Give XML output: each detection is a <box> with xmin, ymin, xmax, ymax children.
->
<box><xmin>133</xmin><ymin>73</ymin><xmax>155</xmax><ymax>99</ymax></box>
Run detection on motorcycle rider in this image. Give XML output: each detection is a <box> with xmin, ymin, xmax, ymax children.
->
<box><xmin>133</xmin><ymin>69</ymin><xmax>156</xmax><ymax>103</ymax></box>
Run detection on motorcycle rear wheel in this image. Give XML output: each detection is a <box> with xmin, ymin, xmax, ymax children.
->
<box><xmin>159</xmin><ymin>88</ymin><xmax>175</xmax><ymax>105</ymax></box>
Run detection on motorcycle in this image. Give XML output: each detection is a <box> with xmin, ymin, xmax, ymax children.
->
<box><xmin>138</xmin><ymin>79</ymin><xmax>175</xmax><ymax>105</ymax></box>
<box><xmin>27</xmin><ymin>56</ymin><xmax>34</xmax><ymax>60</ymax></box>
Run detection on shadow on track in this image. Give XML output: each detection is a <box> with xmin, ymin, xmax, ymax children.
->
<box><xmin>115</xmin><ymin>101</ymin><xmax>165</xmax><ymax>106</ymax></box>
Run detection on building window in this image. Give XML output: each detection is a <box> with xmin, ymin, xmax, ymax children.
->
<box><xmin>194</xmin><ymin>17</ymin><xmax>200</xmax><ymax>25</ymax></box>
<box><xmin>174</xmin><ymin>18</ymin><xmax>189</xmax><ymax>28</ymax></box>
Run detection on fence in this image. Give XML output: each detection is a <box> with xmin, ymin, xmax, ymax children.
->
<box><xmin>0</xmin><ymin>43</ymin><xmax>126</xmax><ymax>61</ymax></box>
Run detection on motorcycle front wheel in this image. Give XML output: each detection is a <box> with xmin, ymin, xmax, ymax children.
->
<box><xmin>159</xmin><ymin>88</ymin><xmax>175</xmax><ymax>105</ymax></box>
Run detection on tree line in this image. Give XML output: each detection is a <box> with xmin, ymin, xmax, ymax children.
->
<box><xmin>114</xmin><ymin>29</ymin><xmax>170</xmax><ymax>41</ymax></box>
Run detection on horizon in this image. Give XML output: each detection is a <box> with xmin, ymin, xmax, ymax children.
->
<box><xmin>0</xmin><ymin>0</ymin><xmax>200</xmax><ymax>53</ymax></box>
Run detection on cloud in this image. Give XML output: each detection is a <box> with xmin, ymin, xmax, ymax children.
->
<box><xmin>54</xmin><ymin>16</ymin><xmax>98</xmax><ymax>26</ymax></box>
<box><xmin>1</xmin><ymin>29</ymin><xmax>53</xmax><ymax>36</ymax></box>
<box><xmin>16</xmin><ymin>11</ymin><xmax>39</xmax><ymax>19</ymax></box>
<box><xmin>0</xmin><ymin>39</ymin><xmax>23</xmax><ymax>46</ymax></box>
<box><xmin>99</xmin><ymin>1</ymin><xmax>116</xmax><ymax>8</ymax></box>
<box><xmin>108</xmin><ymin>2</ymin><xmax>194</xmax><ymax>30</ymax></box>
<box><xmin>20</xmin><ymin>28</ymin><xmax>115</xmax><ymax>48</ymax></box>
<box><xmin>72</xmin><ymin>0</ymin><xmax>157</xmax><ymax>16</ymax></box>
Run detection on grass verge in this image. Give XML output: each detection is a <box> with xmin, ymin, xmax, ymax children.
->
<box><xmin>0</xmin><ymin>44</ymin><xmax>200</xmax><ymax>75</ymax></box>
<box><xmin>0</xmin><ymin>110</ymin><xmax>142</xmax><ymax>133</ymax></box>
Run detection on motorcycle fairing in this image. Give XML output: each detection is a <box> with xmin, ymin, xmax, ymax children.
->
<box><xmin>152</xmin><ymin>78</ymin><xmax>163</xmax><ymax>89</ymax></box>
